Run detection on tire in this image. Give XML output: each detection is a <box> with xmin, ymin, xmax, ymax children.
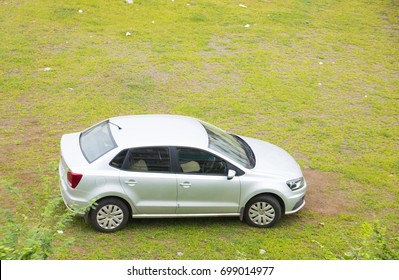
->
<box><xmin>244</xmin><ymin>195</ymin><xmax>281</xmax><ymax>228</ymax></box>
<box><xmin>90</xmin><ymin>198</ymin><xmax>129</xmax><ymax>233</ymax></box>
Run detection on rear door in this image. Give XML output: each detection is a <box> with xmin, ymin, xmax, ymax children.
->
<box><xmin>175</xmin><ymin>147</ymin><xmax>241</xmax><ymax>214</ymax></box>
<box><xmin>118</xmin><ymin>147</ymin><xmax>177</xmax><ymax>214</ymax></box>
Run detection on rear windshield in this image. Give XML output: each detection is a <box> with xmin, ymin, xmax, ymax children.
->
<box><xmin>80</xmin><ymin>120</ymin><xmax>117</xmax><ymax>163</ymax></box>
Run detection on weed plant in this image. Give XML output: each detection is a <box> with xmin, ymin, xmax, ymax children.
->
<box><xmin>0</xmin><ymin>178</ymin><xmax>74</xmax><ymax>260</ymax></box>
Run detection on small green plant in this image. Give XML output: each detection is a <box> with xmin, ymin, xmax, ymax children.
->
<box><xmin>312</xmin><ymin>240</ymin><xmax>339</xmax><ymax>260</ymax></box>
<box><xmin>0</xmin><ymin>176</ymin><xmax>80</xmax><ymax>260</ymax></box>
<box><xmin>343</xmin><ymin>221</ymin><xmax>399</xmax><ymax>260</ymax></box>
<box><xmin>315</xmin><ymin>221</ymin><xmax>399</xmax><ymax>260</ymax></box>
<box><xmin>0</xmin><ymin>196</ymin><xmax>74</xmax><ymax>260</ymax></box>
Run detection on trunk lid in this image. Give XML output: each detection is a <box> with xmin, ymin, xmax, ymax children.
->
<box><xmin>59</xmin><ymin>132</ymin><xmax>89</xmax><ymax>187</ymax></box>
<box><xmin>60</xmin><ymin>132</ymin><xmax>89</xmax><ymax>168</ymax></box>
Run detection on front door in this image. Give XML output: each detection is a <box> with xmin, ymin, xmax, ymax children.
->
<box><xmin>175</xmin><ymin>148</ymin><xmax>241</xmax><ymax>214</ymax></box>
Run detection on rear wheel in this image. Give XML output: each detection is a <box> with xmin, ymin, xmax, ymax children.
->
<box><xmin>244</xmin><ymin>195</ymin><xmax>281</xmax><ymax>228</ymax></box>
<box><xmin>90</xmin><ymin>198</ymin><xmax>129</xmax><ymax>233</ymax></box>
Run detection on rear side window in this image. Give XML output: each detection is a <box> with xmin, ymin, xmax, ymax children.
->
<box><xmin>110</xmin><ymin>149</ymin><xmax>128</xmax><ymax>169</ymax></box>
<box><xmin>80</xmin><ymin>121</ymin><xmax>117</xmax><ymax>163</ymax></box>
<box><xmin>123</xmin><ymin>147</ymin><xmax>171</xmax><ymax>173</ymax></box>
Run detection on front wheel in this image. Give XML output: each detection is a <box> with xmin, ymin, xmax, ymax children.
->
<box><xmin>90</xmin><ymin>198</ymin><xmax>129</xmax><ymax>233</ymax></box>
<box><xmin>244</xmin><ymin>195</ymin><xmax>281</xmax><ymax>228</ymax></box>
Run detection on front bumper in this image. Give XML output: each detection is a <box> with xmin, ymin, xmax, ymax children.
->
<box><xmin>285</xmin><ymin>196</ymin><xmax>305</xmax><ymax>214</ymax></box>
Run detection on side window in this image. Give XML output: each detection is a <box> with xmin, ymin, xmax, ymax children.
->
<box><xmin>110</xmin><ymin>149</ymin><xmax>128</xmax><ymax>169</ymax></box>
<box><xmin>177</xmin><ymin>148</ymin><xmax>227</xmax><ymax>175</ymax></box>
<box><xmin>124</xmin><ymin>147</ymin><xmax>171</xmax><ymax>173</ymax></box>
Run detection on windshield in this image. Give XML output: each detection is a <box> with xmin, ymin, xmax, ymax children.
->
<box><xmin>201</xmin><ymin>122</ymin><xmax>255</xmax><ymax>169</ymax></box>
<box><xmin>80</xmin><ymin>120</ymin><xmax>117</xmax><ymax>163</ymax></box>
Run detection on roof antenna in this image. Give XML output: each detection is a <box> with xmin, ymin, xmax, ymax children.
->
<box><xmin>109</xmin><ymin>121</ymin><xmax>122</xmax><ymax>130</ymax></box>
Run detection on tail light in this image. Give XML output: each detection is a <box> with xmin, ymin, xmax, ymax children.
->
<box><xmin>67</xmin><ymin>171</ymin><xmax>83</xmax><ymax>189</ymax></box>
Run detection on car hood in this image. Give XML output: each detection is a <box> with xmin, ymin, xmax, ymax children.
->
<box><xmin>242</xmin><ymin>136</ymin><xmax>303</xmax><ymax>179</ymax></box>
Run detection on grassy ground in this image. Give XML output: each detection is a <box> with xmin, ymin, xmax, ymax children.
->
<box><xmin>1</xmin><ymin>0</ymin><xmax>398</xmax><ymax>259</ymax></box>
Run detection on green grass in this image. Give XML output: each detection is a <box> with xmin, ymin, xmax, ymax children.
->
<box><xmin>1</xmin><ymin>0</ymin><xmax>398</xmax><ymax>259</ymax></box>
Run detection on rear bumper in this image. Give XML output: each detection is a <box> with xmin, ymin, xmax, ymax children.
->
<box><xmin>59</xmin><ymin>181</ymin><xmax>86</xmax><ymax>216</ymax></box>
<box><xmin>59</xmin><ymin>158</ymin><xmax>88</xmax><ymax>216</ymax></box>
<box><xmin>59</xmin><ymin>183</ymin><xmax>89</xmax><ymax>223</ymax></box>
<box><xmin>59</xmin><ymin>165</ymin><xmax>86</xmax><ymax>216</ymax></box>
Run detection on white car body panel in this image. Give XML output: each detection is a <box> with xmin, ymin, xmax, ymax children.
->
<box><xmin>176</xmin><ymin>173</ymin><xmax>241</xmax><ymax>214</ymax></box>
<box><xmin>119</xmin><ymin>170</ymin><xmax>177</xmax><ymax>214</ymax></box>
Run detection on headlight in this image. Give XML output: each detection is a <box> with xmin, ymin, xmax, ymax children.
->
<box><xmin>286</xmin><ymin>177</ymin><xmax>305</xmax><ymax>191</ymax></box>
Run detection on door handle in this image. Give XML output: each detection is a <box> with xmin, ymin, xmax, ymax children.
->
<box><xmin>179</xmin><ymin>182</ymin><xmax>191</xmax><ymax>188</ymax></box>
<box><xmin>124</xmin><ymin>179</ymin><xmax>137</xmax><ymax>186</ymax></box>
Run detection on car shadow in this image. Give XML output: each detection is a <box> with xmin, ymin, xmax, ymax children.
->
<box><xmin>69</xmin><ymin>212</ymin><xmax>301</xmax><ymax>233</ymax></box>
<box><xmin>126</xmin><ymin>216</ymin><xmax>243</xmax><ymax>229</ymax></box>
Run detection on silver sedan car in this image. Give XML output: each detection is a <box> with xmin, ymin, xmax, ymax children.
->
<box><xmin>59</xmin><ymin>115</ymin><xmax>306</xmax><ymax>232</ymax></box>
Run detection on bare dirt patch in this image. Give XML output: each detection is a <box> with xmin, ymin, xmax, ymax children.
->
<box><xmin>303</xmin><ymin>168</ymin><xmax>350</xmax><ymax>216</ymax></box>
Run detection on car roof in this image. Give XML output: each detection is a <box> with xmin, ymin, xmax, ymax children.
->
<box><xmin>108</xmin><ymin>115</ymin><xmax>209</xmax><ymax>149</ymax></box>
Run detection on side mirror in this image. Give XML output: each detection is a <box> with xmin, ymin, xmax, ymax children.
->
<box><xmin>227</xmin><ymin>170</ymin><xmax>236</xmax><ymax>180</ymax></box>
